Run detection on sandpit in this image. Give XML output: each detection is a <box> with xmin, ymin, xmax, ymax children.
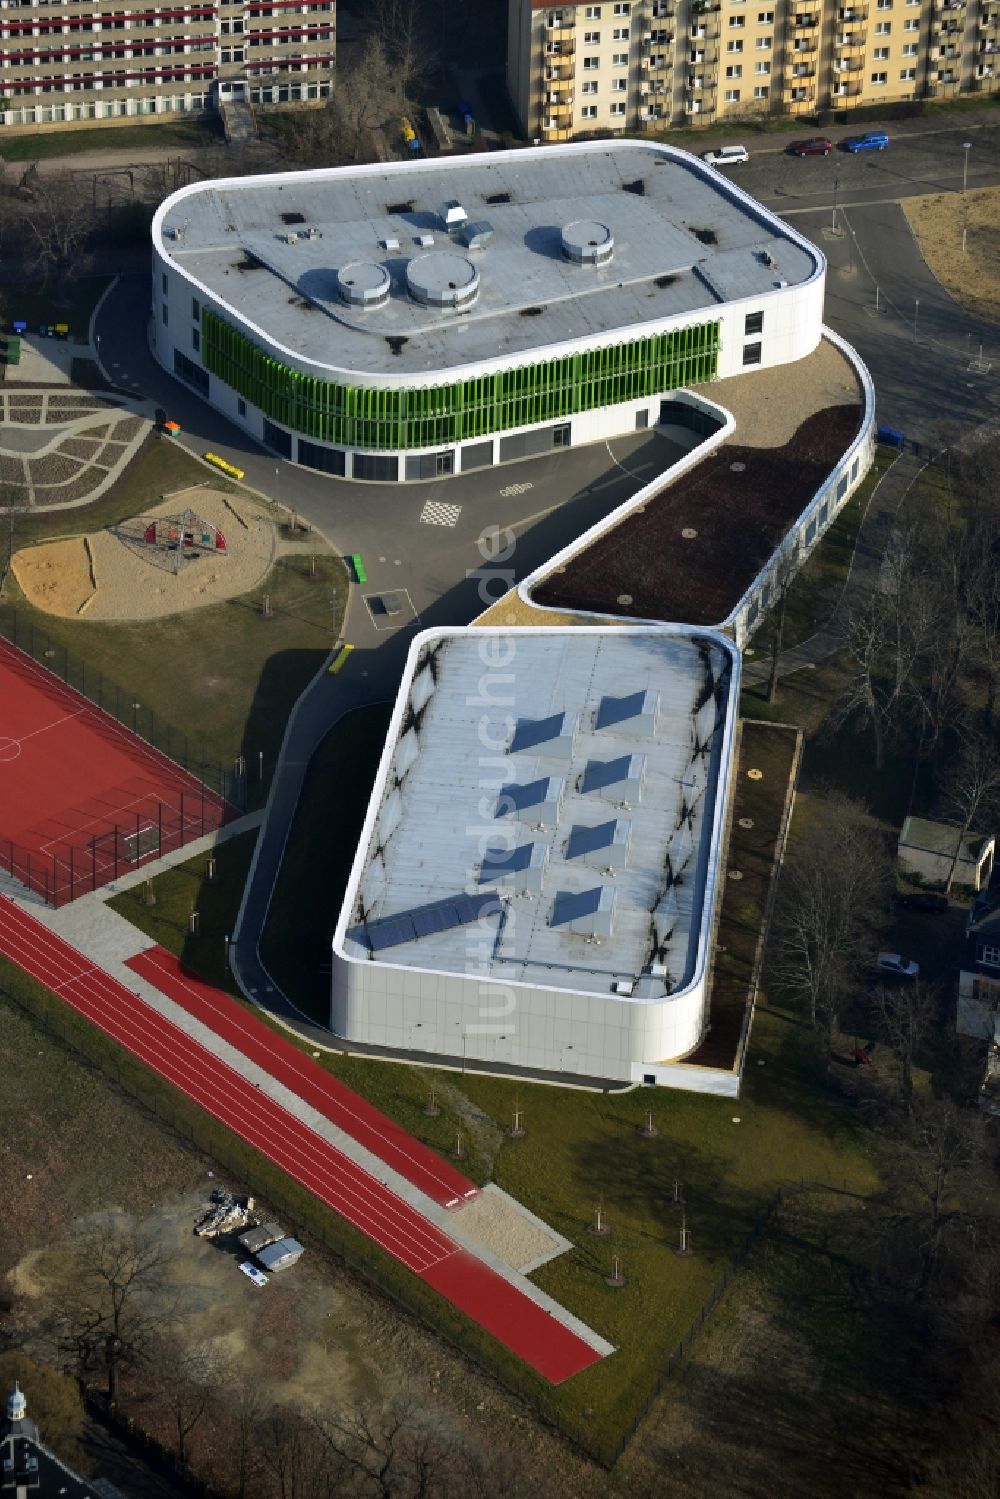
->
<box><xmin>13</xmin><ymin>486</ymin><xmax>277</xmax><ymax>622</ymax></box>
<box><xmin>12</xmin><ymin>536</ymin><xmax>95</xmax><ymax>616</ymax></box>
<box><xmin>451</xmin><ymin>1184</ymin><xmax>569</xmax><ymax>1274</ymax></box>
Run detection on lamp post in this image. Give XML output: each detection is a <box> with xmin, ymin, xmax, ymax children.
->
<box><xmin>962</xmin><ymin>141</ymin><xmax>972</xmax><ymax>254</ymax></box>
<box><xmin>913</xmin><ymin>298</ymin><xmax>920</xmax><ymax>342</ymax></box>
<box><xmin>831</xmin><ymin>176</ymin><xmax>839</xmax><ymax>235</ymax></box>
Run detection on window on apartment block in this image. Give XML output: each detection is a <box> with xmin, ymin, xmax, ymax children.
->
<box><xmin>612</xmin><ymin>50</ymin><xmax>628</xmax><ymax>63</ymax></box>
<box><xmin>612</xmin><ymin>76</ymin><xmax>628</xmax><ymax>89</ymax></box>
<box><xmin>755</xmin><ymin>60</ymin><xmax>771</xmax><ymax>73</ymax></box>
<box><xmin>613</xmin><ymin>1</ymin><xmax>631</xmax><ymax>12</ymax></box>
<box><xmin>753</xmin><ymin>83</ymin><xmax>769</xmax><ymax>97</ymax></box>
<box><xmin>873</xmin><ymin>45</ymin><xmax>889</xmax><ymax>57</ymax></box>
<box><xmin>726</xmin><ymin>63</ymin><xmax>742</xmax><ymax>76</ymax></box>
<box><xmin>612</xmin><ymin>25</ymin><xmax>629</xmax><ymax>38</ymax></box>
<box><xmin>581</xmin><ymin>103</ymin><xmax>598</xmax><ymax>117</ymax></box>
<box><xmin>724</xmin><ymin>87</ymin><xmax>741</xmax><ymax>100</ymax></box>
<box><xmin>583</xmin><ymin>55</ymin><xmax>600</xmax><ymax>68</ymax></box>
<box><xmin>902</xmin><ymin>41</ymin><xmax>918</xmax><ymax>53</ymax></box>
<box><xmin>871</xmin><ymin>69</ymin><xmax>887</xmax><ymax>82</ymax></box>
<box><xmin>727</xmin><ymin>38</ymin><xmax>744</xmax><ymax>51</ymax></box>
<box><xmin>582</xmin><ymin>78</ymin><xmax>598</xmax><ymax>92</ymax></box>
<box><xmin>904</xmin><ymin>16</ymin><xmax>919</xmax><ymax>26</ymax></box>
<box><xmin>756</xmin><ymin>35</ymin><xmax>772</xmax><ymax>47</ymax></box>
<box><xmin>584</xmin><ymin>29</ymin><xmax>601</xmax><ymax>42</ymax></box>
<box><xmin>745</xmin><ymin>310</ymin><xmax>764</xmax><ymax>334</ymax></box>
<box><xmin>875</xmin><ymin>19</ymin><xmax>891</xmax><ymax>32</ymax></box>
<box><xmin>585</xmin><ymin>4</ymin><xmax>601</xmax><ymax>15</ymax></box>
<box><xmin>758</xmin><ymin>8</ymin><xmax>774</xmax><ymax>18</ymax></box>
<box><xmin>743</xmin><ymin>342</ymin><xmax>762</xmax><ymax>365</ymax></box>
<box><xmin>900</xmin><ymin>65</ymin><xmax>916</xmax><ymax>77</ymax></box>
<box><xmin>729</xmin><ymin>13</ymin><xmax>745</xmax><ymax>24</ymax></box>
<box><xmin>610</xmin><ymin>100</ymin><xmax>626</xmax><ymax>113</ymax></box>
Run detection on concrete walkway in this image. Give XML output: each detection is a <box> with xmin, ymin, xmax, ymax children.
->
<box><xmin>742</xmin><ymin>446</ymin><xmax>927</xmax><ymax>686</ymax></box>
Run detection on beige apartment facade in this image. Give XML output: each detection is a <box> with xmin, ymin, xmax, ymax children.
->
<box><xmin>507</xmin><ymin>0</ymin><xmax>999</xmax><ymax>139</ymax></box>
<box><xmin>0</xmin><ymin>0</ymin><xmax>335</xmax><ymax>131</ymax></box>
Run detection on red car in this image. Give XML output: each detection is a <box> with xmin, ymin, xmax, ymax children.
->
<box><xmin>788</xmin><ymin>136</ymin><xmax>833</xmax><ymax>157</ymax></box>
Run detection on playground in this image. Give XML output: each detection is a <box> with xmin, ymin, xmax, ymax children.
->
<box><xmin>11</xmin><ymin>485</ymin><xmax>276</xmax><ymax>621</ymax></box>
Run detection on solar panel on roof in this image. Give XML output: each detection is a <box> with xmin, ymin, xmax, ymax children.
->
<box><xmin>581</xmin><ymin>756</ymin><xmax>632</xmax><ymax>793</ymax></box>
<box><xmin>365</xmin><ymin>915</ymin><xmax>416</xmax><ymax>952</ymax></box>
<box><xmin>510</xmin><ymin>713</ymin><xmax>570</xmax><ymax>754</ymax></box>
<box><xmin>551</xmin><ymin>887</ymin><xmax>603</xmax><ymax>927</ymax></box>
<box><xmin>357</xmin><ymin>892</ymin><xmax>503</xmax><ymax>952</ymax></box>
<box><xmin>565</xmin><ymin>821</ymin><xmax>619</xmax><ymax>860</ymax></box>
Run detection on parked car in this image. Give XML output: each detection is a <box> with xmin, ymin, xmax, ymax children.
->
<box><xmin>876</xmin><ymin>952</ymin><xmax>920</xmax><ymax>979</ymax></box>
<box><xmin>841</xmin><ymin>131</ymin><xmax>889</xmax><ymax>153</ymax></box>
<box><xmin>702</xmin><ymin>144</ymin><xmax>749</xmax><ymax>167</ymax></box>
<box><xmin>788</xmin><ymin>136</ymin><xmax>834</xmax><ymax>157</ymax></box>
<box><xmin>899</xmin><ymin>892</ymin><xmax>949</xmax><ymax>914</ymax></box>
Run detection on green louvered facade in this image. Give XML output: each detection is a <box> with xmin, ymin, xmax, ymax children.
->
<box><xmin>201</xmin><ymin>308</ymin><xmax>721</xmax><ymax>452</ymax></box>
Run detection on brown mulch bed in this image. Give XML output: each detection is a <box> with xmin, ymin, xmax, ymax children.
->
<box><xmin>532</xmin><ymin>405</ymin><xmax>863</xmax><ymax>626</ymax></box>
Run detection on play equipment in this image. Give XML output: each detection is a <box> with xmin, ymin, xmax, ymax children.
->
<box><xmin>139</xmin><ymin>508</ymin><xmax>228</xmax><ymax>574</ymax></box>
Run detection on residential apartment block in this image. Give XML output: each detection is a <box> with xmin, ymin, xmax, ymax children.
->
<box><xmin>507</xmin><ymin>0</ymin><xmax>999</xmax><ymax>138</ymax></box>
<box><xmin>0</xmin><ymin>0</ymin><xmax>335</xmax><ymax>131</ymax></box>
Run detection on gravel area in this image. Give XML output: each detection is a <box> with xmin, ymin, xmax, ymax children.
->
<box><xmin>0</xmin><ymin>455</ymin><xmax>27</xmax><ymax>484</ymax></box>
<box><xmin>452</xmin><ymin>1186</ymin><xmax>566</xmax><ymax>1274</ymax></box>
<box><xmin>13</xmin><ymin>486</ymin><xmax>277</xmax><ymax>621</ymax></box>
<box><xmin>26</xmin><ymin>452</ymin><xmax>83</xmax><ymax>484</ymax></box>
<box><xmin>691</xmin><ymin>336</ymin><xmax>860</xmax><ymax>449</ymax></box>
<box><xmin>32</xmin><ymin>474</ymin><xmax>100</xmax><ymax>507</ymax></box>
<box><xmin>59</xmin><ymin>436</ymin><xmax>103</xmax><ymax>459</ymax></box>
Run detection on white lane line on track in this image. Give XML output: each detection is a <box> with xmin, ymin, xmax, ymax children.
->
<box><xmin>0</xmin><ymin>902</ymin><xmax>454</xmax><ymax>1273</ymax></box>
<box><xmin>135</xmin><ymin>948</ymin><xmax>468</xmax><ymax>1204</ymax></box>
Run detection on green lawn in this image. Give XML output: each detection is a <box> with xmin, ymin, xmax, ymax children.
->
<box><xmin>3</xmin><ymin>440</ymin><xmax>349</xmax><ymax>793</ymax></box>
<box><xmin>0</xmin><ymin>117</ymin><xmax>220</xmax><ymax>162</ymax></box>
<box><xmin>4</xmin><ymin>277</ymin><xmax>112</xmax><ymax>340</ymax></box>
<box><xmin>107</xmin><ymin>713</ymin><xmax>880</xmax><ymax>1461</ymax></box>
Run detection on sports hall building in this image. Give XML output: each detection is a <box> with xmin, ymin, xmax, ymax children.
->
<box><xmin>330</xmin><ymin>625</ymin><xmax>740</xmax><ymax>1085</ymax></box>
<box><xmin>151</xmin><ymin>139</ymin><xmax>825</xmax><ymax>482</ymax></box>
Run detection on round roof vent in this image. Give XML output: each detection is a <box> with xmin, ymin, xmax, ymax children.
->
<box><xmin>406</xmin><ymin>251</ymin><xmax>480</xmax><ymax>309</ymax></box>
<box><xmin>561</xmin><ymin>220</ymin><xmax>614</xmax><ymax>266</ymax></box>
<box><xmin>336</xmin><ymin>261</ymin><xmax>391</xmax><ymax>309</ymax></box>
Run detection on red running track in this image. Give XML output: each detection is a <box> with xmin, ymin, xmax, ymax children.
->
<box><xmin>0</xmin><ymin>896</ymin><xmax>605</xmax><ymax>1384</ymax></box>
<box><xmin>126</xmin><ymin>946</ymin><xmax>477</xmax><ymax>1211</ymax></box>
<box><xmin>0</xmin><ymin>636</ymin><xmax>229</xmax><ymax>904</ymax></box>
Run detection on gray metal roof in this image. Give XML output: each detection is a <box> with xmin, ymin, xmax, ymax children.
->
<box><xmin>341</xmin><ymin>628</ymin><xmax>738</xmax><ymax>1000</ymax></box>
<box><xmin>158</xmin><ymin>143</ymin><xmax>819</xmax><ymax>380</ymax></box>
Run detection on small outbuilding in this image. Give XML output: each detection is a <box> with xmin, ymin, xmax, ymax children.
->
<box><xmin>897</xmin><ymin>816</ymin><xmax>995</xmax><ymax>894</ymax></box>
<box><xmin>256</xmin><ymin>1237</ymin><xmax>304</xmax><ymax>1273</ymax></box>
<box><xmin>239</xmin><ymin>1222</ymin><xmax>285</xmax><ymax>1255</ymax></box>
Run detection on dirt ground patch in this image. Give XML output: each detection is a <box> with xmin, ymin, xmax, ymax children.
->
<box><xmin>11</xmin><ymin>536</ymin><xmax>95</xmax><ymax>616</ymax></box>
<box><xmin>903</xmin><ymin>186</ymin><xmax>1000</xmax><ymax>323</ymax></box>
<box><xmin>10</xmin><ymin>486</ymin><xmax>277</xmax><ymax>622</ymax></box>
<box><xmin>532</xmin><ymin>405</ymin><xmax>863</xmax><ymax>626</ymax></box>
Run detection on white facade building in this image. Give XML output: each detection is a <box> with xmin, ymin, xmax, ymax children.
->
<box><xmin>330</xmin><ymin>625</ymin><xmax>740</xmax><ymax>1084</ymax></box>
<box><xmin>151</xmin><ymin>139</ymin><xmax>825</xmax><ymax>481</ymax></box>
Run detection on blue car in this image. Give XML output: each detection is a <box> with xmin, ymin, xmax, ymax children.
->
<box><xmin>841</xmin><ymin>130</ymin><xmax>889</xmax><ymax>152</ymax></box>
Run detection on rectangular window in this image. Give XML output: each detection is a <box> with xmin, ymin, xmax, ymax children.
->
<box><xmin>727</xmin><ymin>38</ymin><xmax>744</xmax><ymax>51</ymax></box>
<box><xmin>757</xmin><ymin>8</ymin><xmax>774</xmax><ymax>18</ymax></box>
<box><xmin>981</xmin><ymin>945</ymin><xmax>1000</xmax><ymax>966</ymax></box>
<box><xmin>173</xmin><ymin>347</ymin><xmax>208</xmax><ymax>395</ymax></box>
<box><xmin>191</xmin><ymin>296</ymin><xmax>200</xmax><ymax>321</ymax></box>
<box><xmin>875</xmin><ymin>20</ymin><xmax>890</xmax><ymax>32</ymax></box>
<box><xmin>871</xmin><ymin>69</ymin><xmax>887</xmax><ymax>82</ymax></box>
<box><xmin>612</xmin><ymin>76</ymin><xmax>628</xmax><ymax>90</ymax></box>
<box><xmin>581</xmin><ymin>103</ymin><xmax>598</xmax><ymax>116</ymax></box>
<box><xmin>903</xmin><ymin>16</ymin><xmax>918</xmax><ymax>26</ymax></box>
<box><xmin>161</xmin><ymin>272</ymin><xmax>168</xmax><ymax>295</ymax></box>
<box><xmin>724</xmin><ymin>87</ymin><xmax>741</xmax><ymax>100</ymax></box>
<box><xmin>585</xmin><ymin>4</ymin><xmax>601</xmax><ymax>15</ymax></box>
<box><xmin>612</xmin><ymin>50</ymin><xmax>628</xmax><ymax>63</ymax></box>
<box><xmin>729</xmin><ymin>13</ymin><xmax>745</xmax><ymax>24</ymax></box>
<box><xmin>584</xmin><ymin>29</ymin><xmax>600</xmax><ymax>42</ymax></box>
<box><xmin>743</xmin><ymin>342</ymin><xmax>762</xmax><ymax>366</ymax></box>
<box><xmin>612</xmin><ymin>25</ymin><xmax>629</xmax><ymax>38</ymax></box>
<box><xmin>755</xmin><ymin>60</ymin><xmax>771</xmax><ymax>73</ymax></box>
<box><xmin>874</xmin><ymin>45</ymin><xmax>889</xmax><ymax>57</ymax></box>
<box><xmin>753</xmin><ymin>84</ymin><xmax>769</xmax><ymax>97</ymax></box>
<box><xmin>610</xmin><ymin>100</ymin><xmax>626</xmax><ymax>114</ymax></box>
<box><xmin>745</xmin><ymin>310</ymin><xmax>764</xmax><ymax>335</ymax></box>
<box><xmin>237</xmin><ymin>398</ymin><xmax>247</xmax><ymax>418</ymax></box>
<box><xmin>902</xmin><ymin>42</ymin><xmax>918</xmax><ymax>53</ymax></box>
<box><xmin>192</xmin><ymin>328</ymin><xmax>200</xmax><ymax>352</ymax></box>
<box><xmin>583</xmin><ymin>54</ymin><xmax>600</xmax><ymax>68</ymax></box>
<box><xmin>162</xmin><ymin>304</ymin><xmax>168</xmax><ymax>325</ymax></box>
<box><xmin>726</xmin><ymin>63</ymin><xmax>742</xmax><ymax>76</ymax></box>
<box><xmin>900</xmin><ymin>65</ymin><xmax>916</xmax><ymax>77</ymax></box>
<box><xmin>613</xmin><ymin>1</ymin><xmax>630</xmax><ymax>12</ymax></box>
<box><xmin>582</xmin><ymin>79</ymin><xmax>599</xmax><ymax>93</ymax></box>
<box><xmin>756</xmin><ymin>35</ymin><xmax>772</xmax><ymax>47</ymax></box>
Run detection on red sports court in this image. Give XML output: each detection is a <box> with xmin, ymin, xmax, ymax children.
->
<box><xmin>0</xmin><ymin>636</ymin><xmax>229</xmax><ymax>905</ymax></box>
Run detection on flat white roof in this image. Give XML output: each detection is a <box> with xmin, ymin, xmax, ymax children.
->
<box><xmin>154</xmin><ymin>141</ymin><xmax>820</xmax><ymax>382</ymax></box>
<box><xmin>336</xmin><ymin>627</ymin><xmax>740</xmax><ymax>1002</ymax></box>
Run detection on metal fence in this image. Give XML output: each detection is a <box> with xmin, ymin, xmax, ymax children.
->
<box><xmin>0</xmin><ymin>607</ymin><xmax>248</xmax><ymax>809</ymax></box>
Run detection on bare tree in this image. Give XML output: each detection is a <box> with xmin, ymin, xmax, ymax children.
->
<box><xmin>764</xmin><ymin>544</ymin><xmax>800</xmax><ymax>705</ymax></box>
<box><xmin>940</xmin><ymin>728</ymin><xmax>1000</xmax><ymax>893</ymax></box>
<box><xmin>771</xmin><ymin>791</ymin><xmax>891</xmax><ymax>1035</ymax></box>
<box><xmin>371</xmin><ymin>0</ymin><xmax>436</xmax><ymax>101</ymax></box>
<box><xmin>965</xmin><ymin>521</ymin><xmax>1000</xmax><ymax>726</ymax></box>
<box><xmin>58</xmin><ymin>1224</ymin><xmax>165</xmax><ymax>1405</ymax></box>
<box><xmin>259</xmin><ymin>1407</ymin><xmax>342</xmax><ymax>1499</ymax></box>
<box><xmin>15</xmin><ymin>168</ymin><xmax>95</xmax><ymax>301</ymax></box>
<box><xmin>281</xmin><ymin>37</ymin><xmax>401</xmax><ymax>167</ymax></box>
<box><xmin>152</xmin><ymin>1335</ymin><xmax>226</xmax><ymax>1467</ymax></box>
<box><xmin>871</xmin><ymin>979</ymin><xmax>936</xmax><ymax>1115</ymax></box>
<box><xmin>313</xmin><ymin>1397</ymin><xmax>457</xmax><ymax>1499</ymax></box>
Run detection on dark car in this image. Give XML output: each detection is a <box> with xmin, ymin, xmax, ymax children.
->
<box><xmin>789</xmin><ymin>136</ymin><xmax>833</xmax><ymax>157</ymax></box>
<box><xmin>899</xmin><ymin>891</ymin><xmax>949</xmax><ymax>913</ymax></box>
<box><xmin>841</xmin><ymin>130</ymin><xmax>889</xmax><ymax>153</ymax></box>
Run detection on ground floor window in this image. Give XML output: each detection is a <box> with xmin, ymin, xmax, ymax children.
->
<box><xmin>173</xmin><ymin>348</ymin><xmax>209</xmax><ymax>396</ymax></box>
<box><xmin>297</xmin><ymin>438</ymin><xmax>346</xmax><ymax>475</ymax></box>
